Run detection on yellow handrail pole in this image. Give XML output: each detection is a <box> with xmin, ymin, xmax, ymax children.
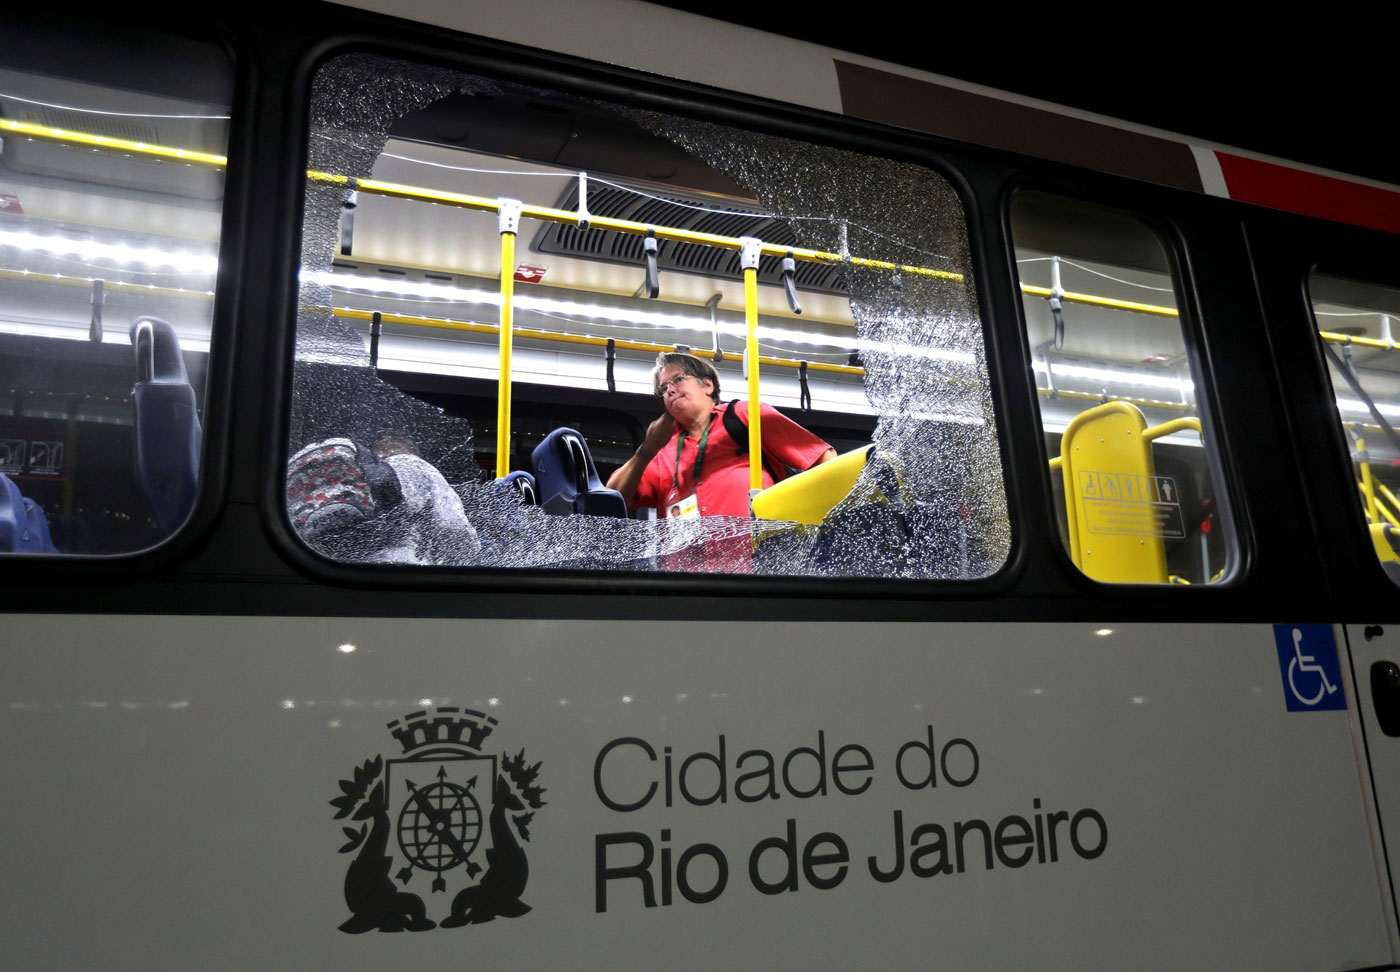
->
<box><xmin>344</xmin><ymin>177</ymin><xmax>962</xmax><ymax>281</ymax></box>
<box><xmin>1355</xmin><ymin>478</ymin><xmax>1388</xmax><ymax>526</ymax></box>
<box><xmin>2</xmin><ymin>119</ymin><xmax>959</xmax><ymax>280</ymax></box>
<box><xmin>1050</xmin><ymin>417</ymin><xmax>1195</xmax><ymax>475</ymax></box>
<box><xmin>1378</xmin><ymin>481</ymin><xmax>1400</xmax><ymax>528</ymax></box>
<box><xmin>328</xmin><ymin>306</ymin><xmax>864</xmax><ymax>374</ymax></box>
<box><xmin>0</xmin><ymin>118</ymin><xmax>230</xmax><ymax>167</ymax></box>
<box><xmin>496</xmin><ymin>200</ymin><xmax>523</xmax><ymax>478</ymax></box>
<box><xmin>1374</xmin><ymin>485</ymin><xmax>1400</xmax><ymax>530</ymax></box>
<box><xmin>740</xmin><ymin>238</ymin><xmax>763</xmax><ymax>491</ymax></box>
<box><xmin>1141</xmin><ymin>417</ymin><xmax>1203</xmax><ymax>442</ymax></box>
<box><xmin>1019</xmin><ymin>283</ymin><xmax>1178</xmax><ymax>318</ymax></box>
<box><xmin>1320</xmin><ymin>330</ymin><xmax>1399</xmax><ymax>352</ymax></box>
<box><xmin>1357</xmin><ymin>436</ymin><xmax>1379</xmax><ymax>524</ymax></box>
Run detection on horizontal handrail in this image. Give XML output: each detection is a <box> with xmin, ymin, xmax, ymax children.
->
<box><xmin>1142</xmin><ymin>417</ymin><xmax>1202</xmax><ymax>442</ymax></box>
<box><xmin>329</xmin><ymin>306</ymin><xmax>863</xmax><ymax>375</ymax></box>
<box><xmin>0</xmin><ymin>119</ymin><xmax>961</xmax><ymax>283</ymax></box>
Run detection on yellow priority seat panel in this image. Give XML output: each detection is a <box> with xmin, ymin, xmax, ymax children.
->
<box><xmin>1057</xmin><ymin>402</ymin><xmax>1170</xmax><ymax>584</ymax></box>
<box><xmin>1371</xmin><ymin>522</ymin><xmax>1400</xmax><ymax>563</ymax></box>
<box><xmin>752</xmin><ymin>445</ymin><xmax>874</xmax><ymax>526</ymax></box>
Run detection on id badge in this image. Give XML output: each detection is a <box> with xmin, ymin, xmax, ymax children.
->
<box><xmin>666</xmin><ymin>493</ymin><xmax>700</xmax><ymax>519</ymax></box>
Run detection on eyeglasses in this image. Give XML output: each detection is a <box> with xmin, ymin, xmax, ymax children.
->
<box><xmin>655</xmin><ymin>374</ymin><xmax>693</xmax><ymax>397</ymax></box>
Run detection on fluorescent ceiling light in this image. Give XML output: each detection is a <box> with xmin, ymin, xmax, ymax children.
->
<box><xmin>1032</xmin><ymin>358</ymin><xmax>1191</xmax><ymax>393</ymax></box>
<box><xmin>1337</xmin><ymin>397</ymin><xmax>1400</xmax><ymax>418</ymax></box>
<box><xmin>0</xmin><ymin>228</ymin><xmax>217</xmax><ymax>274</ymax></box>
<box><xmin>307</xmin><ymin>270</ymin><xmax>976</xmax><ymax>365</ymax></box>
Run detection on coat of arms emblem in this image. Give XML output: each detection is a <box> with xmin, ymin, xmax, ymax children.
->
<box><xmin>330</xmin><ymin>706</ymin><xmax>546</xmax><ymax>932</ymax></box>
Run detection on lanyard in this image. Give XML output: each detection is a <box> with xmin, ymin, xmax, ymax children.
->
<box><xmin>673</xmin><ymin>413</ymin><xmax>712</xmax><ymax>494</ymax></box>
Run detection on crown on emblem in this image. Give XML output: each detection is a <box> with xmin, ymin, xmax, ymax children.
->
<box><xmin>386</xmin><ymin>706</ymin><xmax>498</xmax><ymax>754</ymax></box>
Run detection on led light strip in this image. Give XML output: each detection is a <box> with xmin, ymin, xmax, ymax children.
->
<box><xmin>0</xmin><ymin>228</ymin><xmax>217</xmax><ymax>274</ymax></box>
<box><xmin>307</xmin><ymin>271</ymin><xmax>975</xmax><ymax>364</ymax></box>
<box><xmin>326</xmin><ymin>306</ymin><xmax>864</xmax><ymax>376</ymax></box>
<box><xmin>1</xmin><ymin>119</ymin><xmax>963</xmax><ymax>281</ymax></box>
<box><xmin>1038</xmin><ymin>387</ymin><xmax>1191</xmax><ymax>412</ymax></box>
<box><xmin>1031</xmin><ymin>358</ymin><xmax>1192</xmax><ymax>394</ymax></box>
<box><xmin>1338</xmin><ymin>397</ymin><xmax>1400</xmax><ymax>419</ymax></box>
<box><xmin>0</xmin><ymin>266</ymin><xmax>214</xmax><ymax>300</ymax></box>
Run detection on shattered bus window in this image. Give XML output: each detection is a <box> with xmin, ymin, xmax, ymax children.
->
<box><xmin>287</xmin><ymin>53</ymin><xmax>1008</xmax><ymax>579</ymax></box>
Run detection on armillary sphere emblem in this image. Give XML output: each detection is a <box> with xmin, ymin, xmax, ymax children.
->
<box><xmin>396</xmin><ymin>767</ymin><xmax>484</xmax><ymax>891</ymax></box>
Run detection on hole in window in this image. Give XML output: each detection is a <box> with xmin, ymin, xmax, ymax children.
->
<box><xmin>1309</xmin><ymin>271</ymin><xmax>1400</xmax><ymax>584</ymax></box>
<box><xmin>286</xmin><ymin>53</ymin><xmax>1009</xmax><ymax>579</ymax></box>
<box><xmin>1011</xmin><ymin>191</ymin><xmax>1234</xmax><ymax>584</ymax></box>
<box><xmin>0</xmin><ymin>24</ymin><xmax>230</xmax><ymax>555</ymax></box>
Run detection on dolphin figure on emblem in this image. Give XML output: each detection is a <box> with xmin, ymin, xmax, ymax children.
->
<box><xmin>339</xmin><ymin>781</ymin><xmax>435</xmax><ymax>933</ymax></box>
<box><xmin>440</xmin><ymin>773</ymin><xmax>530</xmax><ymax>926</ymax></box>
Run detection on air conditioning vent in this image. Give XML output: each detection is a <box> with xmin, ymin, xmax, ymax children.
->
<box><xmin>32</xmin><ymin>107</ymin><xmax>158</xmax><ymax>145</ymax></box>
<box><xmin>0</xmin><ymin>70</ymin><xmax>227</xmax><ymax>202</ymax></box>
<box><xmin>531</xmin><ymin>181</ymin><xmax>848</xmax><ymax>297</ymax></box>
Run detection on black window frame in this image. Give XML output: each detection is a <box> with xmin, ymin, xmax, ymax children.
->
<box><xmin>1000</xmin><ymin>179</ymin><xmax>1248</xmax><ymax>592</ymax></box>
<box><xmin>0</xmin><ymin>10</ymin><xmax>246</xmax><ymax>578</ymax></box>
<box><xmin>261</xmin><ymin>30</ymin><xmax>1028</xmax><ymax>600</ymax></box>
<box><xmin>1252</xmin><ymin>207</ymin><xmax>1400</xmax><ymax>615</ymax></box>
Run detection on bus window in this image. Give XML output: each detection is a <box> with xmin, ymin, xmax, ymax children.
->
<box><xmin>1308</xmin><ymin>272</ymin><xmax>1400</xmax><ymax>583</ymax></box>
<box><xmin>285</xmin><ymin>53</ymin><xmax>1010</xmax><ymax>580</ymax></box>
<box><xmin>0</xmin><ymin>25</ymin><xmax>229</xmax><ymax>555</ymax></box>
<box><xmin>1010</xmin><ymin>192</ymin><xmax>1234</xmax><ymax>584</ymax></box>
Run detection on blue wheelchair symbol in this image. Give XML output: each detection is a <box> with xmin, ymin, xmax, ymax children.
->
<box><xmin>1274</xmin><ymin>624</ymin><xmax>1346</xmax><ymax>711</ymax></box>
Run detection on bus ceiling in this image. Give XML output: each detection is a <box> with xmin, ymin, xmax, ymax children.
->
<box><xmin>388</xmin><ymin>92</ymin><xmax>753</xmax><ymax>201</ymax></box>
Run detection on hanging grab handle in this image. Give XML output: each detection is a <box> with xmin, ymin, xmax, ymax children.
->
<box><xmin>340</xmin><ymin>190</ymin><xmax>358</xmax><ymax>256</ymax></box>
<box><xmin>707</xmin><ymin>293</ymin><xmax>724</xmax><ymax>363</ymax></box>
<box><xmin>1050</xmin><ymin>296</ymin><xmax>1065</xmax><ymax>350</ymax></box>
<box><xmin>1050</xmin><ymin>255</ymin><xmax>1066</xmax><ymax>350</ymax></box>
<box><xmin>782</xmin><ymin>252</ymin><xmax>802</xmax><ymax>314</ymax></box>
<box><xmin>89</xmin><ymin>278</ymin><xmax>105</xmax><ymax>344</ymax></box>
<box><xmin>643</xmin><ymin>229</ymin><xmax>660</xmax><ymax>299</ymax></box>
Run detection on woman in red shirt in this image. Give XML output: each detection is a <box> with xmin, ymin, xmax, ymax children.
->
<box><xmin>607</xmin><ymin>353</ymin><xmax>835</xmax><ymax>519</ymax></box>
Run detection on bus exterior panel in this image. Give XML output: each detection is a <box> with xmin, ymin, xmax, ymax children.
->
<box><xmin>1</xmin><ymin>615</ymin><xmax>1391</xmax><ymax>970</ymax></box>
<box><xmin>2</xmin><ymin>3</ymin><xmax>1400</xmax><ymax>971</ymax></box>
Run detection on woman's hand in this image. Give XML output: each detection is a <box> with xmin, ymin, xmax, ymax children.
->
<box><xmin>641</xmin><ymin>412</ymin><xmax>676</xmax><ymax>458</ymax></box>
<box><xmin>607</xmin><ymin>412</ymin><xmax>677</xmax><ymax>504</ymax></box>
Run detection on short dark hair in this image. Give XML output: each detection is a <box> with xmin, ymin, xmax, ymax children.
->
<box><xmin>653</xmin><ymin>352</ymin><xmax>720</xmax><ymax>403</ymax></box>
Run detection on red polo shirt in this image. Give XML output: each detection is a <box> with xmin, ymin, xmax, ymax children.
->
<box><xmin>633</xmin><ymin>401</ymin><xmax>831</xmax><ymax>518</ymax></box>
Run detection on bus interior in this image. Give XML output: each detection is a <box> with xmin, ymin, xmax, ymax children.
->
<box><xmin>1</xmin><ymin>44</ymin><xmax>1391</xmax><ymax>588</ymax></box>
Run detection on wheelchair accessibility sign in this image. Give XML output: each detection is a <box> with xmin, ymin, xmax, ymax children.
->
<box><xmin>1274</xmin><ymin>624</ymin><xmax>1346</xmax><ymax>712</ymax></box>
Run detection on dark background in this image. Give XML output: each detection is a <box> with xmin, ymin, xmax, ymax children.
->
<box><xmin>645</xmin><ymin>3</ymin><xmax>1394</xmax><ymax>187</ymax></box>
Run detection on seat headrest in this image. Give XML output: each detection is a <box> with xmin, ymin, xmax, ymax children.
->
<box><xmin>130</xmin><ymin>317</ymin><xmax>189</xmax><ymax>385</ymax></box>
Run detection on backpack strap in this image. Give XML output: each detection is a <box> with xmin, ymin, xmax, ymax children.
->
<box><xmin>722</xmin><ymin>400</ymin><xmax>784</xmax><ymax>483</ymax></box>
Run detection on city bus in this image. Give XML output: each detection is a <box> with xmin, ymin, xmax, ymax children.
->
<box><xmin>3</xmin><ymin>3</ymin><xmax>1400</xmax><ymax>969</ymax></box>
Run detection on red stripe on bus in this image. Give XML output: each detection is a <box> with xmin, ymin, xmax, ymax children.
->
<box><xmin>1217</xmin><ymin>152</ymin><xmax>1400</xmax><ymax>234</ymax></box>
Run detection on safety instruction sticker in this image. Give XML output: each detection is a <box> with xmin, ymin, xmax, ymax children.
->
<box><xmin>1274</xmin><ymin>624</ymin><xmax>1346</xmax><ymax>712</ymax></box>
<box><xmin>0</xmin><ymin>438</ymin><xmax>24</xmax><ymax>475</ymax></box>
<box><xmin>1079</xmin><ymin>470</ymin><xmax>1185</xmax><ymax>538</ymax></box>
<box><xmin>27</xmin><ymin>441</ymin><xmax>63</xmax><ymax>476</ymax></box>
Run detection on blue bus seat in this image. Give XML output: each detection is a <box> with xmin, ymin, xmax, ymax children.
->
<box><xmin>496</xmin><ymin>470</ymin><xmax>539</xmax><ymax>506</ymax></box>
<box><xmin>529</xmin><ymin>428</ymin><xmax>626</xmax><ymax>518</ymax></box>
<box><xmin>130</xmin><ymin>317</ymin><xmax>201</xmax><ymax>536</ymax></box>
<box><xmin>0</xmin><ymin>473</ymin><xmax>57</xmax><ymax>553</ymax></box>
